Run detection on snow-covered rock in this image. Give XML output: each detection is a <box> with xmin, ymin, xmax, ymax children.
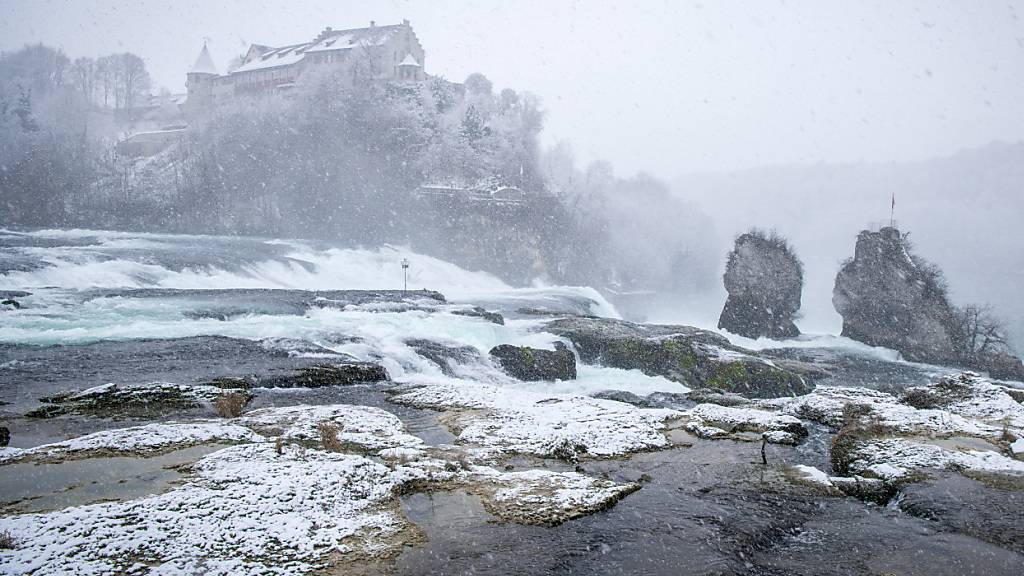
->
<box><xmin>391</xmin><ymin>382</ymin><xmax>681</xmax><ymax>458</ymax></box>
<box><xmin>0</xmin><ymin>443</ymin><xmax>409</xmax><ymax>575</ymax></box>
<box><xmin>0</xmin><ymin>402</ymin><xmax>649</xmax><ymax>573</ymax></box>
<box><xmin>0</xmin><ymin>422</ymin><xmax>262</xmax><ymax>464</ymax></box>
<box><xmin>1011</xmin><ymin>438</ymin><xmax>1024</xmax><ymax>458</ymax></box>
<box><xmin>685</xmin><ymin>403</ymin><xmax>807</xmax><ymax>444</ymax></box>
<box><xmin>843</xmin><ymin>438</ymin><xmax>1024</xmax><ymax>481</ymax></box>
<box><xmin>240</xmin><ymin>403</ymin><xmax>425</xmax><ymax>454</ymax></box>
<box><xmin>900</xmin><ymin>373</ymin><xmax>1024</xmax><ymax>432</ymax></box>
<box><xmin>787</xmin><ymin>464</ymin><xmax>835</xmax><ymax>489</ymax></box>
<box><xmin>476</xmin><ymin>468</ymin><xmax>639</xmax><ymax>526</ymax></box>
<box><xmin>761</xmin><ymin>385</ymin><xmax>899</xmax><ymax>427</ymax></box>
<box><xmin>26</xmin><ymin>381</ymin><xmax>252</xmax><ymax>419</ymax></box>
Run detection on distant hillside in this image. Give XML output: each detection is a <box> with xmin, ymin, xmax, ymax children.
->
<box><xmin>674</xmin><ymin>142</ymin><xmax>1024</xmax><ymax>353</ymax></box>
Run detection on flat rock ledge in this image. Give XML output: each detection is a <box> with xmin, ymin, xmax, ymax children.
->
<box><xmin>25</xmin><ymin>382</ymin><xmax>253</xmax><ymax>419</ymax></box>
<box><xmin>0</xmin><ymin>403</ymin><xmax>643</xmax><ymax>574</ymax></box>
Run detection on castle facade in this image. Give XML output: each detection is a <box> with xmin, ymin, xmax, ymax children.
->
<box><xmin>186</xmin><ymin>20</ymin><xmax>425</xmax><ymax>110</ymax></box>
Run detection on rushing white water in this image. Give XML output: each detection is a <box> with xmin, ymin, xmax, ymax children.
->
<box><xmin>3</xmin><ymin>228</ymin><xmax>940</xmax><ymax>397</ymax></box>
<box><xmin>1</xmin><ymin>229</ymin><xmax>686</xmax><ymax>397</ymax></box>
<box><xmin>0</xmin><ymin>229</ymin><xmax>618</xmax><ymax>316</ymax></box>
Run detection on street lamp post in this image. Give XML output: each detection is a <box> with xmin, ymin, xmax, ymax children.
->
<box><xmin>401</xmin><ymin>258</ymin><xmax>409</xmax><ymax>294</ymax></box>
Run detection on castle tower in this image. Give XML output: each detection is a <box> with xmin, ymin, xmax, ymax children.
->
<box><xmin>186</xmin><ymin>44</ymin><xmax>219</xmax><ymax>110</ymax></box>
<box><xmin>398</xmin><ymin>53</ymin><xmax>423</xmax><ymax>81</ymax></box>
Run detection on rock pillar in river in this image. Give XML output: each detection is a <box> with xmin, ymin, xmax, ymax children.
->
<box><xmin>833</xmin><ymin>227</ymin><xmax>959</xmax><ymax>363</ymax></box>
<box><xmin>718</xmin><ymin>231</ymin><xmax>803</xmax><ymax>339</ymax></box>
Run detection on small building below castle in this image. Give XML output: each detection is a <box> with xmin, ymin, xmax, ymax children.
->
<box><xmin>186</xmin><ymin>20</ymin><xmax>425</xmax><ymax>110</ymax></box>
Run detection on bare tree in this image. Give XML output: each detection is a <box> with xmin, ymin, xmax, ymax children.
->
<box><xmin>95</xmin><ymin>55</ymin><xmax>115</xmax><ymax>108</ymax></box>
<box><xmin>953</xmin><ymin>304</ymin><xmax>1010</xmax><ymax>365</ymax></box>
<box><xmin>118</xmin><ymin>53</ymin><xmax>150</xmax><ymax>111</ymax></box>
<box><xmin>69</xmin><ymin>57</ymin><xmax>97</xmax><ymax>105</ymax></box>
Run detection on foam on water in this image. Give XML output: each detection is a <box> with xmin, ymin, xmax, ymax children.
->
<box><xmin>0</xmin><ymin>229</ymin><xmax>617</xmax><ymax>318</ymax></box>
<box><xmin>0</xmin><ymin>229</ymin><xmax>654</xmax><ymax>396</ymax></box>
<box><xmin>724</xmin><ymin>332</ymin><xmax>903</xmax><ymax>362</ymax></box>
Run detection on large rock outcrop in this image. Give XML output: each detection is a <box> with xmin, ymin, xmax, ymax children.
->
<box><xmin>489</xmin><ymin>343</ymin><xmax>577</xmax><ymax>381</ymax></box>
<box><xmin>986</xmin><ymin>351</ymin><xmax>1024</xmax><ymax>383</ymax></box>
<box><xmin>718</xmin><ymin>231</ymin><xmax>803</xmax><ymax>339</ymax></box>
<box><xmin>833</xmin><ymin>227</ymin><xmax>960</xmax><ymax>364</ymax></box>
<box><xmin>545</xmin><ymin>316</ymin><xmax>815</xmax><ymax>398</ymax></box>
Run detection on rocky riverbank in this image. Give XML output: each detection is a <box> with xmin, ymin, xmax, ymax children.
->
<box><xmin>1</xmin><ymin>227</ymin><xmax>1022</xmax><ymax>576</ymax></box>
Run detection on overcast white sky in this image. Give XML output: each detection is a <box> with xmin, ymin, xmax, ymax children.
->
<box><xmin>2</xmin><ymin>0</ymin><xmax>1022</xmax><ymax>176</ymax></box>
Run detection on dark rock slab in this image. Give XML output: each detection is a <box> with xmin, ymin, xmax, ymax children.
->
<box><xmin>251</xmin><ymin>363</ymin><xmax>388</xmax><ymax>388</ymax></box>
<box><xmin>898</xmin><ymin>471</ymin><xmax>1024</xmax><ymax>553</ymax></box>
<box><xmin>25</xmin><ymin>382</ymin><xmax>253</xmax><ymax>419</ymax></box>
<box><xmin>545</xmin><ymin>316</ymin><xmax>812</xmax><ymax>398</ymax></box>
<box><xmin>591</xmin><ymin>390</ymin><xmax>654</xmax><ymax>407</ymax></box>
<box><xmin>0</xmin><ymin>335</ymin><xmax>388</xmax><ymax>414</ymax></box>
<box><xmin>451</xmin><ymin>306</ymin><xmax>505</xmax><ymax>325</ymax></box>
<box><xmin>407</xmin><ymin>339</ymin><xmax>483</xmax><ymax>376</ymax></box>
<box><xmin>489</xmin><ymin>343</ymin><xmax>576</xmax><ymax>381</ymax></box>
<box><xmin>760</xmin><ymin>346</ymin><xmax>948</xmax><ymax>392</ymax></box>
<box><xmin>988</xmin><ymin>351</ymin><xmax>1024</xmax><ymax>383</ymax></box>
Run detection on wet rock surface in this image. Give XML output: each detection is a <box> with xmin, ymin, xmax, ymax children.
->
<box><xmin>406</xmin><ymin>339</ymin><xmax>483</xmax><ymax>377</ymax></box>
<box><xmin>718</xmin><ymin>231</ymin><xmax>803</xmax><ymax>339</ymax></box>
<box><xmin>897</xmin><ymin>471</ymin><xmax>1024</xmax><ymax>554</ymax></box>
<box><xmin>761</xmin><ymin>345</ymin><xmax>947</xmax><ymax>392</ymax></box>
<box><xmin>396</xmin><ymin>439</ymin><xmax>1024</xmax><ymax>576</ymax></box>
<box><xmin>1</xmin><ymin>349</ymin><xmax>1022</xmax><ymax>574</ymax></box>
<box><xmin>489</xmin><ymin>342</ymin><xmax>577</xmax><ymax>381</ymax></box>
<box><xmin>0</xmin><ymin>336</ymin><xmax>389</xmax><ymax>414</ymax></box>
<box><xmin>25</xmin><ymin>382</ymin><xmax>253</xmax><ymax>419</ymax></box>
<box><xmin>451</xmin><ymin>306</ymin><xmax>505</xmax><ymax>325</ymax></box>
<box><xmin>546</xmin><ymin>316</ymin><xmax>813</xmax><ymax>397</ymax></box>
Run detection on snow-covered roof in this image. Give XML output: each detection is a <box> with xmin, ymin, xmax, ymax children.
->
<box><xmin>189</xmin><ymin>45</ymin><xmax>219</xmax><ymax>75</ymax></box>
<box><xmin>232</xmin><ymin>23</ymin><xmax>404</xmax><ymax>75</ymax></box>
<box><xmin>398</xmin><ymin>53</ymin><xmax>420</xmax><ymax>67</ymax></box>
<box><xmin>233</xmin><ymin>44</ymin><xmax>307</xmax><ymax>73</ymax></box>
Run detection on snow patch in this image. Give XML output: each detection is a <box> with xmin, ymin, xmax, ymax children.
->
<box><xmin>0</xmin><ymin>444</ymin><xmax>408</xmax><ymax>575</ymax></box>
<box><xmin>0</xmin><ymin>422</ymin><xmax>262</xmax><ymax>464</ymax></box>
<box><xmin>391</xmin><ymin>382</ymin><xmax>681</xmax><ymax>458</ymax></box>
<box><xmin>789</xmin><ymin>465</ymin><xmax>834</xmax><ymax>488</ymax></box>
<box><xmin>847</xmin><ymin>438</ymin><xmax>1024</xmax><ymax>480</ymax></box>
<box><xmin>240</xmin><ymin>404</ymin><xmax>425</xmax><ymax>453</ymax></box>
<box><xmin>685</xmin><ymin>403</ymin><xmax>806</xmax><ymax>443</ymax></box>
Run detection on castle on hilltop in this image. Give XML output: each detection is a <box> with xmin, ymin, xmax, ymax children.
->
<box><xmin>186</xmin><ymin>20</ymin><xmax>425</xmax><ymax>110</ymax></box>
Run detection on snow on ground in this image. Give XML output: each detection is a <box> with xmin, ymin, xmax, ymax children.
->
<box><xmin>845</xmin><ymin>438</ymin><xmax>1024</xmax><ymax>480</ymax></box>
<box><xmin>390</xmin><ymin>381</ymin><xmax>682</xmax><ymax>458</ymax></box>
<box><xmin>1012</xmin><ymin>438</ymin><xmax>1024</xmax><ymax>456</ymax></box>
<box><xmin>684</xmin><ymin>403</ymin><xmax>806</xmax><ymax>444</ymax></box>
<box><xmin>788</xmin><ymin>465</ymin><xmax>836</xmax><ymax>489</ymax></box>
<box><xmin>759</xmin><ymin>386</ymin><xmax>900</xmax><ymax>427</ymax></box>
<box><xmin>760</xmin><ymin>378</ymin><xmax>1011</xmax><ymax>440</ymax></box>
<box><xmin>0</xmin><ymin>444</ymin><xmax>408</xmax><ymax>576</ymax></box>
<box><xmin>0</xmin><ymin>422</ymin><xmax>262</xmax><ymax>464</ymax></box>
<box><xmin>902</xmin><ymin>373</ymin><xmax>1024</xmax><ymax>432</ymax></box>
<box><xmin>54</xmin><ymin>381</ymin><xmax>243</xmax><ymax>404</ymax></box>
<box><xmin>239</xmin><ymin>404</ymin><xmax>425</xmax><ymax>453</ymax></box>
<box><xmin>863</xmin><ymin>402</ymin><xmax>1003</xmax><ymax>438</ymax></box>
<box><xmin>0</xmin><ymin>402</ymin><xmax>649</xmax><ymax>574</ymax></box>
<box><xmin>473</xmin><ymin>468</ymin><xmax>640</xmax><ymax>526</ymax></box>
